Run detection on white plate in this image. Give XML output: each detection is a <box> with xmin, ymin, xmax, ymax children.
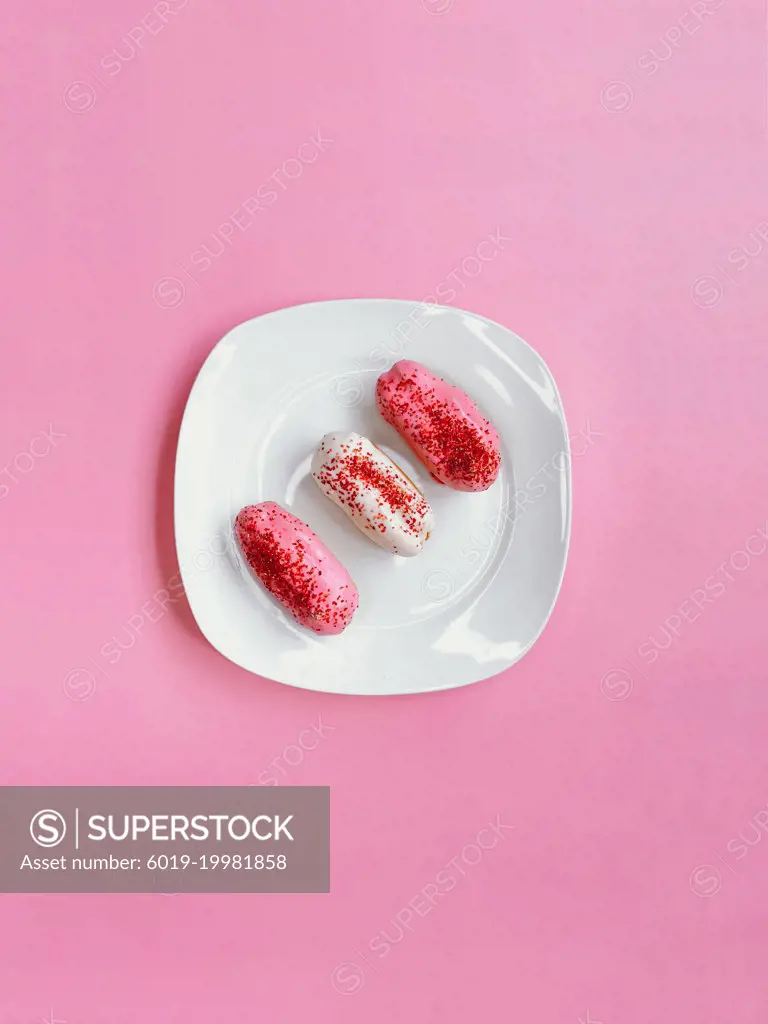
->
<box><xmin>175</xmin><ymin>299</ymin><xmax>571</xmax><ymax>695</ymax></box>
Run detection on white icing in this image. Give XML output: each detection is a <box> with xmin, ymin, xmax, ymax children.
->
<box><xmin>312</xmin><ymin>431</ymin><xmax>434</xmax><ymax>557</ymax></box>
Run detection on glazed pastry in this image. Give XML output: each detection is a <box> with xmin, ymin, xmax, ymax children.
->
<box><xmin>312</xmin><ymin>431</ymin><xmax>434</xmax><ymax>557</ymax></box>
<box><xmin>376</xmin><ymin>360</ymin><xmax>501</xmax><ymax>492</ymax></box>
<box><xmin>235</xmin><ymin>502</ymin><xmax>358</xmax><ymax>635</ymax></box>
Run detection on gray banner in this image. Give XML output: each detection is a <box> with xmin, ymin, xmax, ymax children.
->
<box><xmin>0</xmin><ymin>787</ymin><xmax>329</xmax><ymax>893</ymax></box>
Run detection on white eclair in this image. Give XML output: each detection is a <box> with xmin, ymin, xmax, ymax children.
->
<box><xmin>311</xmin><ymin>431</ymin><xmax>434</xmax><ymax>557</ymax></box>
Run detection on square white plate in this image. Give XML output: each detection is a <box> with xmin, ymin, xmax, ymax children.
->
<box><xmin>175</xmin><ymin>299</ymin><xmax>571</xmax><ymax>695</ymax></box>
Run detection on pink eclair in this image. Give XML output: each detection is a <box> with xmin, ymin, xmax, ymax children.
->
<box><xmin>235</xmin><ymin>502</ymin><xmax>358</xmax><ymax>635</ymax></box>
<box><xmin>375</xmin><ymin>360</ymin><xmax>501</xmax><ymax>492</ymax></box>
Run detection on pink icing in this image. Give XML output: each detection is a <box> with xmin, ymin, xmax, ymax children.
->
<box><xmin>375</xmin><ymin>360</ymin><xmax>502</xmax><ymax>492</ymax></box>
<box><xmin>235</xmin><ymin>502</ymin><xmax>358</xmax><ymax>635</ymax></box>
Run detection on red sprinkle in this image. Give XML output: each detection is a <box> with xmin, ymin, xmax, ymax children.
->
<box><xmin>314</xmin><ymin>440</ymin><xmax>430</xmax><ymax>537</ymax></box>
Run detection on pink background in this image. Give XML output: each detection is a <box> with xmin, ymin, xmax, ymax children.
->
<box><xmin>2</xmin><ymin>0</ymin><xmax>768</xmax><ymax>1019</ymax></box>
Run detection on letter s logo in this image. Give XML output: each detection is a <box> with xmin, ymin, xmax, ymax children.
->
<box><xmin>30</xmin><ymin>809</ymin><xmax>67</xmax><ymax>847</ymax></box>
